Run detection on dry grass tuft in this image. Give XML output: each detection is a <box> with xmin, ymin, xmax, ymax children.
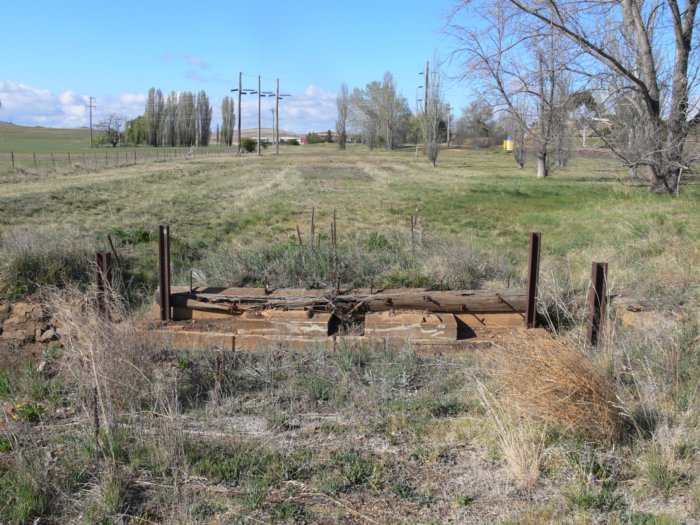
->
<box><xmin>487</xmin><ymin>334</ymin><xmax>625</xmax><ymax>443</ymax></box>
<box><xmin>479</xmin><ymin>385</ymin><xmax>547</xmax><ymax>488</ymax></box>
<box><xmin>45</xmin><ymin>286</ymin><xmax>162</xmax><ymax>422</ymax></box>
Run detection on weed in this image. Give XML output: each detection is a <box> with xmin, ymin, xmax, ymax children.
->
<box><xmin>391</xmin><ymin>481</ymin><xmax>436</xmax><ymax>506</ymax></box>
<box><xmin>333</xmin><ymin>450</ymin><xmax>377</xmax><ymax>487</ymax></box>
<box><xmin>191</xmin><ymin>499</ymin><xmax>224</xmax><ymax>520</ymax></box>
<box><xmin>271</xmin><ymin>500</ymin><xmax>306</xmax><ymax>521</ymax></box>
<box><xmin>625</xmin><ymin>512</ymin><xmax>681</xmax><ymax>525</ymax></box>
<box><xmin>0</xmin><ymin>458</ymin><xmax>53</xmax><ymax>524</ymax></box>
<box><xmin>12</xmin><ymin>401</ymin><xmax>46</xmax><ymax>422</ymax></box>
<box><xmin>244</xmin><ymin>478</ymin><xmax>269</xmax><ymax>510</ymax></box>
<box><xmin>453</xmin><ymin>494</ymin><xmax>474</xmax><ymax>507</ymax></box>
<box><xmin>640</xmin><ymin>445</ymin><xmax>682</xmax><ymax>498</ymax></box>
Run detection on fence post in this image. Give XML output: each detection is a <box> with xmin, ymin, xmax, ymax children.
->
<box><xmin>33</xmin><ymin>152</ymin><xmax>37</xmax><ymax>169</ymax></box>
<box><xmin>587</xmin><ymin>262</ymin><xmax>608</xmax><ymax>346</ymax></box>
<box><xmin>68</xmin><ymin>152</ymin><xmax>71</xmax><ymax>166</ymax></box>
<box><xmin>95</xmin><ymin>252</ymin><xmax>113</xmax><ymax>318</ymax></box>
<box><xmin>11</xmin><ymin>152</ymin><xmax>14</xmax><ymax>168</ymax></box>
<box><xmin>158</xmin><ymin>225</ymin><xmax>172</xmax><ymax>321</ymax></box>
<box><xmin>525</xmin><ymin>232</ymin><xmax>541</xmax><ymax>328</ymax></box>
<box><xmin>51</xmin><ymin>152</ymin><xmax>55</xmax><ymax>170</ymax></box>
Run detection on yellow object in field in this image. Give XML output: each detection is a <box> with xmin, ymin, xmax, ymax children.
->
<box><xmin>503</xmin><ymin>137</ymin><xmax>514</xmax><ymax>152</ymax></box>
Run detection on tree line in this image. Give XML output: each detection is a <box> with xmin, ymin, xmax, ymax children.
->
<box><xmin>335</xmin><ymin>67</ymin><xmax>450</xmax><ymax>166</ymax></box>
<box><xmin>126</xmin><ymin>88</ymin><xmax>214</xmax><ymax>147</ymax></box>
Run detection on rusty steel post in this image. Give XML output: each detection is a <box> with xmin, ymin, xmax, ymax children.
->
<box><xmin>525</xmin><ymin>232</ymin><xmax>541</xmax><ymax>328</ymax></box>
<box><xmin>95</xmin><ymin>252</ymin><xmax>112</xmax><ymax>318</ymax></box>
<box><xmin>158</xmin><ymin>225</ymin><xmax>172</xmax><ymax>321</ymax></box>
<box><xmin>587</xmin><ymin>262</ymin><xmax>608</xmax><ymax>346</ymax></box>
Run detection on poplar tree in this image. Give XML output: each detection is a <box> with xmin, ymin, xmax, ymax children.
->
<box><xmin>221</xmin><ymin>97</ymin><xmax>235</xmax><ymax>147</ymax></box>
<box><xmin>196</xmin><ymin>91</ymin><xmax>212</xmax><ymax>146</ymax></box>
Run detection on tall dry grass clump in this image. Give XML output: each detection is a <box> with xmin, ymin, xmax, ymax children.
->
<box><xmin>488</xmin><ymin>335</ymin><xmax>625</xmax><ymax>443</ymax></box>
<box><xmin>45</xmin><ymin>286</ymin><xmax>161</xmax><ymax>425</ymax></box>
<box><xmin>478</xmin><ymin>385</ymin><xmax>547</xmax><ymax>488</ymax></box>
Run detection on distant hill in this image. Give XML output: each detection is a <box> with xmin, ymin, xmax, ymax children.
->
<box><xmin>0</xmin><ymin>122</ymin><xmax>92</xmax><ymax>153</ymax></box>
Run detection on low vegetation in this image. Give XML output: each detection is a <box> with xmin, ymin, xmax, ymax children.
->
<box><xmin>1</xmin><ymin>144</ymin><xmax>699</xmax><ymax>522</ymax></box>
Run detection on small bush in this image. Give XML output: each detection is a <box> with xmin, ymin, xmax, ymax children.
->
<box><xmin>241</xmin><ymin>137</ymin><xmax>257</xmax><ymax>152</ymax></box>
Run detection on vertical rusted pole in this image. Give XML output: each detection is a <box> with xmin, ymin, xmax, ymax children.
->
<box><xmin>587</xmin><ymin>262</ymin><xmax>608</xmax><ymax>346</ymax></box>
<box><xmin>95</xmin><ymin>252</ymin><xmax>112</xmax><ymax>318</ymax></box>
<box><xmin>11</xmin><ymin>152</ymin><xmax>14</xmax><ymax>168</ymax></box>
<box><xmin>158</xmin><ymin>225</ymin><xmax>171</xmax><ymax>321</ymax></box>
<box><xmin>525</xmin><ymin>232</ymin><xmax>541</xmax><ymax>328</ymax></box>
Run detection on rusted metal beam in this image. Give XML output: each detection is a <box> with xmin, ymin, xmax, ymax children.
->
<box><xmin>158</xmin><ymin>225</ymin><xmax>171</xmax><ymax>321</ymax></box>
<box><xmin>95</xmin><ymin>252</ymin><xmax>112</xmax><ymax>318</ymax></box>
<box><xmin>587</xmin><ymin>262</ymin><xmax>608</xmax><ymax>346</ymax></box>
<box><xmin>525</xmin><ymin>232</ymin><xmax>541</xmax><ymax>328</ymax></box>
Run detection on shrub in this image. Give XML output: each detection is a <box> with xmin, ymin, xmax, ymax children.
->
<box><xmin>241</xmin><ymin>137</ymin><xmax>257</xmax><ymax>152</ymax></box>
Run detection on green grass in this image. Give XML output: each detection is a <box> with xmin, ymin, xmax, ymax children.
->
<box><xmin>0</xmin><ymin>122</ymin><xmax>93</xmax><ymax>153</ymax></box>
<box><xmin>1</xmin><ymin>143</ymin><xmax>698</xmax><ymax>304</ymax></box>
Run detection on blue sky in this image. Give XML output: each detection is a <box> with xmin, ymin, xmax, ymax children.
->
<box><xmin>0</xmin><ymin>0</ymin><xmax>471</xmax><ymax>133</ymax></box>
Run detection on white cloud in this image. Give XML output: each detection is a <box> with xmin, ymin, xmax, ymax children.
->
<box><xmin>0</xmin><ymin>81</ymin><xmax>145</xmax><ymax>127</ymax></box>
<box><xmin>0</xmin><ymin>80</ymin><xmax>336</xmax><ymax>132</ymax></box>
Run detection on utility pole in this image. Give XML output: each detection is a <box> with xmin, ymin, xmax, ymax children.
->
<box><xmin>275</xmin><ymin>79</ymin><xmax>280</xmax><ymax>155</ymax></box>
<box><xmin>86</xmin><ymin>97</ymin><xmax>96</xmax><ymax>149</ymax></box>
<box><xmin>270</xmin><ymin>108</ymin><xmax>275</xmax><ymax>148</ymax></box>
<box><xmin>237</xmin><ymin>72</ymin><xmax>242</xmax><ymax>156</ymax></box>
<box><xmin>258</xmin><ymin>75</ymin><xmax>262</xmax><ymax>156</ymax></box>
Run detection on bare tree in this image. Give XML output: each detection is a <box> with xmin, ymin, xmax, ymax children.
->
<box><xmin>350</xmin><ymin>83</ymin><xmax>380</xmax><ymax>150</ymax></box>
<box><xmin>336</xmin><ymin>83</ymin><xmax>349</xmax><ymax>150</ymax></box>
<box><xmin>379</xmin><ymin>72</ymin><xmax>403</xmax><ymax>150</ymax></box>
<box><xmin>96</xmin><ymin>114</ymin><xmax>124</xmax><ymax>147</ymax></box>
<box><xmin>453</xmin><ymin>0</ymin><xmax>700</xmax><ymax>193</ymax></box>
<box><xmin>450</xmin><ymin>4</ymin><xmax>577</xmax><ymax>177</ymax></box>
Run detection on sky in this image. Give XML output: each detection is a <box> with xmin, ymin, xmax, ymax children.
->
<box><xmin>0</xmin><ymin>0</ymin><xmax>472</xmax><ymax>133</ymax></box>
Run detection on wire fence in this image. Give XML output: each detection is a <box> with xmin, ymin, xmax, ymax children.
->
<box><xmin>0</xmin><ymin>146</ymin><xmax>240</xmax><ymax>174</ymax></box>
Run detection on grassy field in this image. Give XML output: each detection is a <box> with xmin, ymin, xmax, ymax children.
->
<box><xmin>1</xmin><ymin>142</ymin><xmax>698</xmax><ymax>298</ymax></box>
<box><xmin>1</xmin><ymin>141</ymin><xmax>700</xmax><ymax>523</ymax></box>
